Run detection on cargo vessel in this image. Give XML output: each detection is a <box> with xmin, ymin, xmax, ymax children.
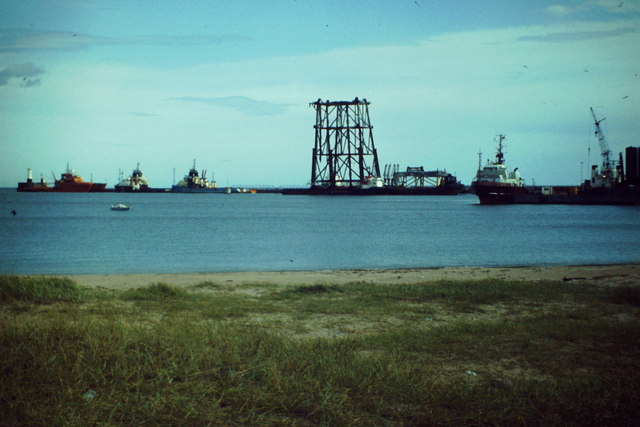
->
<box><xmin>17</xmin><ymin>165</ymin><xmax>107</xmax><ymax>192</ymax></box>
<box><xmin>171</xmin><ymin>160</ymin><xmax>225</xmax><ymax>193</ymax></box>
<box><xmin>471</xmin><ymin>134</ymin><xmax>527</xmax><ymax>204</ymax></box>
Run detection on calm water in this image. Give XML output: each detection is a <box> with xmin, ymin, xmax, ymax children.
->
<box><xmin>1</xmin><ymin>189</ymin><xmax>639</xmax><ymax>275</ymax></box>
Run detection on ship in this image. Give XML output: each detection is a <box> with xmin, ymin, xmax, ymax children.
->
<box><xmin>115</xmin><ymin>164</ymin><xmax>149</xmax><ymax>192</ymax></box>
<box><xmin>471</xmin><ymin>134</ymin><xmax>527</xmax><ymax>204</ymax></box>
<box><xmin>171</xmin><ymin>160</ymin><xmax>225</xmax><ymax>193</ymax></box>
<box><xmin>508</xmin><ymin>108</ymin><xmax>640</xmax><ymax>205</ymax></box>
<box><xmin>472</xmin><ymin>109</ymin><xmax>640</xmax><ymax>205</ymax></box>
<box><xmin>17</xmin><ymin>165</ymin><xmax>107</xmax><ymax>192</ymax></box>
<box><xmin>114</xmin><ymin>164</ymin><xmax>166</xmax><ymax>192</ymax></box>
<box><xmin>511</xmin><ymin>182</ymin><xmax>640</xmax><ymax>205</ymax></box>
<box><xmin>16</xmin><ymin>169</ymin><xmax>51</xmax><ymax>192</ymax></box>
<box><xmin>53</xmin><ymin>165</ymin><xmax>107</xmax><ymax>192</ymax></box>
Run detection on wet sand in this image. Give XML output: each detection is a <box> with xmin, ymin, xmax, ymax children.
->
<box><xmin>64</xmin><ymin>264</ymin><xmax>640</xmax><ymax>290</ymax></box>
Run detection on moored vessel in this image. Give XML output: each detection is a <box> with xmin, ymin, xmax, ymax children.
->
<box><xmin>17</xmin><ymin>168</ymin><xmax>51</xmax><ymax>192</ymax></box>
<box><xmin>509</xmin><ymin>108</ymin><xmax>640</xmax><ymax>205</ymax></box>
<box><xmin>17</xmin><ymin>165</ymin><xmax>107</xmax><ymax>192</ymax></box>
<box><xmin>113</xmin><ymin>164</ymin><xmax>168</xmax><ymax>192</ymax></box>
<box><xmin>171</xmin><ymin>160</ymin><xmax>225</xmax><ymax>193</ymax></box>
<box><xmin>54</xmin><ymin>165</ymin><xmax>106</xmax><ymax>192</ymax></box>
<box><xmin>471</xmin><ymin>135</ymin><xmax>527</xmax><ymax>204</ymax></box>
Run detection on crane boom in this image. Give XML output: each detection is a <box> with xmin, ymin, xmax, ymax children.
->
<box><xmin>590</xmin><ymin>107</ymin><xmax>612</xmax><ymax>171</ymax></box>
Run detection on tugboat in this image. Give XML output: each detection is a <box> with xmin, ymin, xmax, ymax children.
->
<box><xmin>471</xmin><ymin>135</ymin><xmax>527</xmax><ymax>204</ymax></box>
<box><xmin>171</xmin><ymin>160</ymin><xmax>225</xmax><ymax>193</ymax></box>
<box><xmin>115</xmin><ymin>164</ymin><xmax>150</xmax><ymax>192</ymax></box>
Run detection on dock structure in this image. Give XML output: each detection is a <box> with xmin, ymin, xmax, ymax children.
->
<box><xmin>310</xmin><ymin>98</ymin><xmax>382</xmax><ymax>189</ymax></box>
<box><xmin>385</xmin><ymin>165</ymin><xmax>459</xmax><ymax>188</ymax></box>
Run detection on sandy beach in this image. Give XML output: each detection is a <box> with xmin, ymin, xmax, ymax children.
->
<box><xmin>64</xmin><ymin>264</ymin><xmax>640</xmax><ymax>290</ymax></box>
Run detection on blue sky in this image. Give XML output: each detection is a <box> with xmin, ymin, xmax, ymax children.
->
<box><xmin>1</xmin><ymin>0</ymin><xmax>639</xmax><ymax>188</ymax></box>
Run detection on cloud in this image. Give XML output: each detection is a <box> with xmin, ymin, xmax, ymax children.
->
<box><xmin>0</xmin><ymin>28</ymin><xmax>97</xmax><ymax>52</ymax></box>
<box><xmin>593</xmin><ymin>0</ymin><xmax>640</xmax><ymax>14</ymax></box>
<box><xmin>119</xmin><ymin>34</ymin><xmax>252</xmax><ymax>46</ymax></box>
<box><xmin>545</xmin><ymin>5</ymin><xmax>576</xmax><ymax>17</ymax></box>
<box><xmin>0</xmin><ymin>62</ymin><xmax>45</xmax><ymax>86</ymax></box>
<box><xmin>517</xmin><ymin>25</ymin><xmax>637</xmax><ymax>42</ymax></box>
<box><xmin>21</xmin><ymin>78</ymin><xmax>41</xmax><ymax>88</ymax></box>
<box><xmin>129</xmin><ymin>112</ymin><xmax>160</xmax><ymax>117</ymax></box>
<box><xmin>168</xmin><ymin>96</ymin><xmax>291</xmax><ymax>115</ymax></box>
<box><xmin>0</xmin><ymin>28</ymin><xmax>251</xmax><ymax>53</ymax></box>
<box><xmin>544</xmin><ymin>0</ymin><xmax>640</xmax><ymax>18</ymax></box>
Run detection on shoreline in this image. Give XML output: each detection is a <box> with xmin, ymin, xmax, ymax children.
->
<box><xmin>55</xmin><ymin>263</ymin><xmax>640</xmax><ymax>290</ymax></box>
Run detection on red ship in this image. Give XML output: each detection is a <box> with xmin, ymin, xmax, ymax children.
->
<box><xmin>17</xmin><ymin>165</ymin><xmax>107</xmax><ymax>192</ymax></box>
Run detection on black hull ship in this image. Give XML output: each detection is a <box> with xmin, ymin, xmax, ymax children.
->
<box><xmin>472</xmin><ymin>109</ymin><xmax>639</xmax><ymax>205</ymax></box>
<box><xmin>471</xmin><ymin>135</ymin><xmax>526</xmax><ymax>204</ymax></box>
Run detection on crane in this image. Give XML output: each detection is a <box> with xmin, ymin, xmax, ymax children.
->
<box><xmin>589</xmin><ymin>107</ymin><xmax>624</xmax><ymax>188</ymax></box>
<box><xmin>590</xmin><ymin>107</ymin><xmax>612</xmax><ymax>172</ymax></box>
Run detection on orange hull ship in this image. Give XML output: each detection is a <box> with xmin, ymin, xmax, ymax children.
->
<box><xmin>17</xmin><ymin>166</ymin><xmax>107</xmax><ymax>192</ymax></box>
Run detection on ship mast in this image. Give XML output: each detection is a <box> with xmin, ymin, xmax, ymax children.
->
<box><xmin>495</xmin><ymin>134</ymin><xmax>506</xmax><ymax>165</ymax></box>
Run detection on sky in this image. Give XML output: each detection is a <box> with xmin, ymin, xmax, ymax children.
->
<box><xmin>1</xmin><ymin>0</ymin><xmax>639</xmax><ymax>188</ymax></box>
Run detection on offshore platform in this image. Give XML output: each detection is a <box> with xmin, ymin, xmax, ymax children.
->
<box><xmin>283</xmin><ymin>98</ymin><xmax>463</xmax><ymax>195</ymax></box>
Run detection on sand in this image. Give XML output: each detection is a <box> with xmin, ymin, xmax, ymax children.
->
<box><xmin>64</xmin><ymin>264</ymin><xmax>640</xmax><ymax>290</ymax></box>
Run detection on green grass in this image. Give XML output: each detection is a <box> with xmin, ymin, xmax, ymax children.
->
<box><xmin>1</xmin><ymin>275</ymin><xmax>639</xmax><ymax>426</ymax></box>
<box><xmin>120</xmin><ymin>282</ymin><xmax>190</xmax><ymax>300</ymax></box>
<box><xmin>0</xmin><ymin>275</ymin><xmax>85</xmax><ymax>303</ymax></box>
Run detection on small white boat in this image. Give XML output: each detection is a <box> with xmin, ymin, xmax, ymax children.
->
<box><xmin>110</xmin><ymin>203</ymin><xmax>130</xmax><ymax>211</ymax></box>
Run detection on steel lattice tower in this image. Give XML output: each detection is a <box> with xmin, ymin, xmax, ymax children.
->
<box><xmin>310</xmin><ymin>98</ymin><xmax>381</xmax><ymax>188</ymax></box>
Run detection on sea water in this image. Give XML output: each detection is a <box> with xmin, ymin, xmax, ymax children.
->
<box><xmin>0</xmin><ymin>189</ymin><xmax>639</xmax><ymax>275</ymax></box>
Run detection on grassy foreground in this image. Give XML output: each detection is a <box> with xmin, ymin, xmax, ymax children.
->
<box><xmin>1</xmin><ymin>275</ymin><xmax>640</xmax><ymax>426</ymax></box>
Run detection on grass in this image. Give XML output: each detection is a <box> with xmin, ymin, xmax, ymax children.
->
<box><xmin>1</xmin><ymin>275</ymin><xmax>639</xmax><ymax>425</ymax></box>
<box><xmin>0</xmin><ymin>275</ymin><xmax>85</xmax><ymax>303</ymax></box>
